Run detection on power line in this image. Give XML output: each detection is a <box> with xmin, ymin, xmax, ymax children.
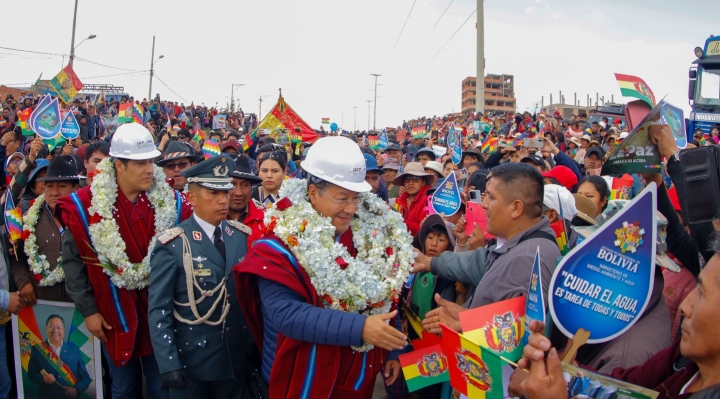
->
<box><xmin>82</xmin><ymin>71</ymin><xmax>148</xmax><ymax>80</ymax></box>
<box><xmin>385</xmin><ymin>0</ymin><xmax>417</xmax><ymax>65</ymax></box>
<box><xmin>424</xmin><ymin>8</ymin><xmax>477</xmax><ymax>67</ymax></box>
<box><xmin>0</xmin><ymin>46</ymin><xmax>66</xmax><ymax>57</ymax></box>
<box><xmin>411</xmin><ymin>0</ymin><xmax>454</xmax><ymax>57</ymax></box>
<box><xmin>153</xmin><ymin>73</ymin><xmax>189</xmax><ymax>103</ymax></box>
<box><xmin>73</xmin><ymin>56</ymin><xmax>144</xmax><ymax>72</ymax></box>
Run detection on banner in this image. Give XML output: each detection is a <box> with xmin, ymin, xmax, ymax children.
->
<box><xmin>29</xmin><ymin>97</ymin><xmax>62</xmax><ymax>139</ymax></box>
<box><xmin>59</xmin><ymin>112</ymin><xmax>80</xmax><ymax>139</ymax></box>
<box><xmin>213</xmin><ymin>114</ymin><xmax>227</xmax><ymax>129</ymax></box>
<box><xmin>49</xmin><ymin>65</ymin><xmax>84</xmax><ymax>104</ymax></box>
<box><xmin>12</xmin><ymin>300</ymin><xmax>102</xmax><ymax>399</ymax></box>
<box><xmin>549</xmin><ymin>184</ymin><xmax>657</xmax><ymax>344</ymax></box>
<box><xmin>250</xmin><ymin>96</ymin><xmax>318</xmax><ymax>143</ymax></box>
<box><xmin>458</xmin><ymin>296</ymin><xmax>526</xmax><ymax>362</ymax></box>
<box><xmin>430</xmin><ymin>172</ymin><xmax>461</xmax><ymax>216</ymax></box>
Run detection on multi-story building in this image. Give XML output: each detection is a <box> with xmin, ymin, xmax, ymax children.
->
<box><xmin>461</xmin><ymin>74</ymin><xmax>516</xmax><ymax>115</ymax></box>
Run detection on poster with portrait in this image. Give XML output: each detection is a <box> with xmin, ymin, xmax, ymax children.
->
<box><xmin>12</xmin><ymin>300</ymin><xmax>102</xmax><ymax>399</ymax></box>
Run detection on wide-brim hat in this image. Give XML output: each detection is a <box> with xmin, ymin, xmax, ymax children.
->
<box><xmin>572</xmin><ymin>194</ymin><xmax>597</xmax><ymax>225</ymax></box>
<box><xmin>156</xmin><ymin>141</ymin><xmax>202</xmax><ymax>165</ymax></box>
<box><xmin>461</xmin><ymin>148</ymin><xmax>486</xmax><ymax>164</ymax></box>
<box><xmin>230</xmin><ymin>155</ymin><xmax>262</xmax><ymax>184</ymax></box>
<box><xmin>392</xmin><ymin>162</ymin><xmax>437</xmax><ymax>187</ymax></box>
<box><xmin>424</xmin><ymin>161</ymin><xmax>445</xmax><ymax>178</ymax></box>
<box><xmin>36</xmin><ymin>155</ymin><xmax>85</xmax><ymax>182</ymax></box>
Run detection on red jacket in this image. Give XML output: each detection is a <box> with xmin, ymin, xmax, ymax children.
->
<box><xmin>395</xmin><ymin>185</ymin><xmax>431</xmax><ymax>237</ymax></box>
<box><xmin>242</xmin><ymin>199</ymin><xmax>265</xmax><ymax>248</ymax></box>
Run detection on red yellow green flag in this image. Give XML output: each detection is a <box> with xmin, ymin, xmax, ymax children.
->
<box><xmin>458</xmin><ymin>296</ymin><xmax>526</xmax><ymax>361</ymax></box>
<box><xmin>615</xmin><ymin>73</ymin><xmax>656</xmax><ymax>107</ymax></box>
<box><xmin>118</xmin><ymin>103</ymin><xmax>133</xmax><ymax>124</ymax></box>
<box><xmin>441</xmin><ymin>324</ymin><xmax>504</xmax><ymax>399</ymax></box>
<box><xmin>250</xmin><ymin>96</ymin><xmax>318</xmax><ymax>143</ymax></box>
<box><xmin>49</xmin><ymin>65</ymin><xmax>83</xmax><ymax>104</ymax></box>
<box><xmin>412</xmin><ymin>127</ymin><xmax>426</xmax><ymax>139</ymax></box>
<box><xmin>399</xmin><ymin>343</ymin><xmax>449</xmax><ymax>392</ymax></box>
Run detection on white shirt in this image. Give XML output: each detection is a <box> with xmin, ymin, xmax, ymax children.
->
<box><xmin>48</xmin><ymin>341</ymin><xmax>63</xmax><ymax>355</ymax></box>
<box><xmin>193</xmin><ymin>213</ymin><xmax>223</xmax><ymax>242</ymax></box>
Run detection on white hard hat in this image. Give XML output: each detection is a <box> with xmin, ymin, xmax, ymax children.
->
<box><xmin>543</xmin><ymin>184</ymin><xmax>577</xmax><ymax>222</ymax></box>
<box><xmin>301</xmin><ymin>136</ymin><xmax>371</xmax><ymax>192</ymax></box>
<box><xmin>109</xmin><ymin>123</ymin><xmax>161</xmax><ymax>160</ymax></box>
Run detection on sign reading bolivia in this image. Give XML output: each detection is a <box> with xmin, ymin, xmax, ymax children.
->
<box><xmin>549</xmin><ymin>183</ymin><xmax>657</xmax><ymax>344</ymax></box>
<box><xmin>430</xmin><ymin>171</ymin><xmax>461</xmax><ymax>216</ymax></box>
<box><xmin>250</xmin><ymin>95</ymin><xmax>318</xmax><ymax>143</ymax></box>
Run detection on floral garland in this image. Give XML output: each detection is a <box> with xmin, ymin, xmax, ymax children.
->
<box><xmin>266</xmin><ymin>178</ymin><xmax>414</xmax><ymax>352</ymax></box>
<box><xmin>22</xmin><ymin>194</ymin><xmax>64</xmax><ymax>287</ymax></box>
<box><xmin>88</xmin><ymin>158</ymin><xmax>177</xmax><ymax>290</ymax></box>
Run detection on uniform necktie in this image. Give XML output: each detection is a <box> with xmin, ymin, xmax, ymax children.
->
<box><xmin>214</xmin><ymin>226</ymin><xmax>226</xmax><ymax>263</ymax></box>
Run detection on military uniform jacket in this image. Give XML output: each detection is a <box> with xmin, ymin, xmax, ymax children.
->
<box><xmin>148</xmin><ymin>216</ymin><xmax>254</xmax><ymax>382</ymax></box>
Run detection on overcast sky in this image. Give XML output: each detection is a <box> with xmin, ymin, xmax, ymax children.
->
<box><xmin>1</xmin><ymin>0</ymin><xmax>716</xmax><ymax>130</ymax></box>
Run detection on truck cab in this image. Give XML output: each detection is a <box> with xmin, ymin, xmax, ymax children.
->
<box><xmin>688</xmin><ymin>35</ymin><xmax>720</xmax><ymax>137</ymax></box>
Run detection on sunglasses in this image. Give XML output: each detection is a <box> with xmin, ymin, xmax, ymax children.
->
<box><xmin>403</xmin><ymin>176</ymin><xmax>423</xmax><ymax>182</ymax></box>
<box><xmin>164</xmin><ymin>161</ymin><xmax>190</xmax><ymax>170</ymax></box>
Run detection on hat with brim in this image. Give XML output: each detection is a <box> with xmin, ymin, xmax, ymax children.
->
<box><xmin>181</xmin><ymin>154</ymin><xmax>235</xmax><ymax>191</ymax></box>
<box><xmin>572</xmin><ymin>194</ymin><xmax>597</xmax><ymax>225</ymax></box>
<box><xmin>461</xmin><ymin>148</ymin><xmax>486</xmax><ymax>164</ymax></box>
<box><xmin>382</xmin><ymin>157</ymin><xmax>401</xmax><ymax>170</ymax></box>
<box><xmin>568</xmin><ymin>137</ymin><xmax>580</xmax><ymax>146</ymax></box>
<box><xmin>573</xmin><ymin>200</ymin><xmax>679</xmax><ymax>272</ymax></box>
<box><xmin>156</xmin><ymin>141</ymin><xmax>202</xmax><ymax>165</ymax></box>
<box><xmin>230</xmin><ymin>155</ymin><xmax>262</xmax><ymax>184</ymax></box>
<box><xmin>423</xmin><ymin>161</ymin><xmax>445</xmax><ymax>178</ymax></box>
<box><xmin>392</xmin><ymin>162</ymin><xmax>437</xmax><ymax>187</ymax></box>
<box><xmin>415</xmin><ymin>148</ymin><xmax>437</xmax><ymax>161</ymax></box>
<box><xmin>36</xmin><ymin>155</ymin><xmax>85</xmax><ymax>182</ymax></box>
<box><xmin>418</xmin><ymin>214</ymin><xmax>456</xmax><ymax>252</ymax></box>
<box><xmin>521</xmin><ymin>155</ymin><xmax>546</xmax><ymax>169</ymax></box>
<box><xmin>28</xmin><ymin>159</ymin><xmax>49</xmax><ymax>184</ymax></box>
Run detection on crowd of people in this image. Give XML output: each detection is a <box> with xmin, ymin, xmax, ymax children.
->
<box><xmin>0</xmin><ymin>88</ymin><xmax>716</xmax><ymax>399</ymax></box>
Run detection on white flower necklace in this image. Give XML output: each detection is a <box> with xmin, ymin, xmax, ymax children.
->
<box><xmin>267</xmin><ymin>178</ymin><xmax>414</xmax><ymax>352</ymax></box>
<box><xmin>88</xmin><ymin>158</ymin><xmax>177</xmax><ymax>290</ymax></box>
<box><xmin>23</xmin><ymin>194</ymin><xmax>64</xmax><ymax>287</ymax></box>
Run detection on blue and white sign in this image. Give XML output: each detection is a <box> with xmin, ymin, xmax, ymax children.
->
<box><xmin>549</xmin><ymin>183</ymin><xmax>657</xmax><ymax>344</ymax></box>
<box><xmin>28</xmin><ymin>95</ymin><xmax>51</xmax><ymax>135</ymax></box>
<box><xmin>60</xmin><ymin>112</ymin><xmax>81</xmax><ymax>139</ymax></box>
<box><xmin>525</xmin><ymin>246</ymin><xmax>545</xmax><ymax>344</ymax></box>
<box><xmin>451</xmin><ymin>124</ymin><xmax>462</xmax><ymax>165</ymax></box>
<box><xmin>430</xmin><ymin>171</ymin><xmax>461</xmax><ymax>216</ymax></box>
<box><xmin>378</xmin><ymin>129</ymin><xmax>389</xmax><ymax>150</ymax></box>
<box><xmin>30</xmin><ymin>97</ymin><xmax>62</xmax><ymax>139</ymax></box>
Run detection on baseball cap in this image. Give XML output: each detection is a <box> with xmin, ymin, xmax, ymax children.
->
<box><xmin>585</xmin><ymin>146</ymin><xmax>605</xmax><ymax>160</ymax></box>
<box><xmin>383</xmin><ymin>157</ymin><xmax>401</xmax><ymax>170</ymax></box>
<box><xmin>521</xmin><ymin>154</ymin><xmax>547</xmax><ymax>170</ymax></box>
<box><xmin>543</xmin><ymin>184</ymin><xmax>577</xmax><ymax>221</ymax></box>
<box><xmin>541</xmin><ymin>166</ymin><xmax>579</xmax><ymax>191</ymax></box>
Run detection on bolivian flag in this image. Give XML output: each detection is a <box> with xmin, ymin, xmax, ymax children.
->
<box><xmin>441</xmin><ymin>325</ymin><xmax>504</xmax><ymax>399</ymax></box>
<box><xmin>398</xmin><ymin>343</ymin><xmax>449</xmax><ymax>392</ymax></box>
<box><xmin>615</xmin><ymin>73</ymin><xmax>656</xmax><ymax>107</ymax></box>
<box><xmin>412</xmin><ymin>127</ymin><xmax>426</xmax><ymax>139</ymax></box>
<box><xmin>49</xmin><ymin>65</ymin><xmax>84</xmax><ymax>104</ymax></box>
<box><xmin>118</xmin><ymin>103</ymin><xmax>133</xmax><ymax>124</ymax></box>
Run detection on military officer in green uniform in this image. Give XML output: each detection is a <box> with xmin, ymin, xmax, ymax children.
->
<box><xmin>149</xmin><ymin>155</ymin><xmax>255</xmax><ymax>399</ymax></box>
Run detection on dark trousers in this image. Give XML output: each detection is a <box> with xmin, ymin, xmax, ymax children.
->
<box><xmin>169</xmin><ymin>378</ymin><xmax>246</xmax><ymax>399</ymax></box>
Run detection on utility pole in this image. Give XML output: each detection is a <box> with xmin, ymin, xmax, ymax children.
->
<box><xmin>366</xmin><ymin>100</ymin><xmax>371</xmax><ymax>132</ymax></box>
<box><xmin>370</xmin><ymin>74</ymin><xmax>381</xmax><ymax>130</ymax></box>
<box><xmin>475</xmin><ymin>0</ymin><xmax>485</xmax><ymax>113</ymax></box>
<box><xmin>353</xmin><ymin>107</ymin><xmax>357</xmax><ymax>131</ymax></box>
<box><xmin>69</xmin><ymin>0</ymin><xmax>79</xmax><ymax>67</ymax></box>
<box><xmin>148</xmin><ymin>37</ymin><xmax>164</xmax><ymax>101</ymax></box>
<box><xmin>259</xmin><ymin>95</ymin><xmax>270</xmax><ymax>120</ymax></box>
<box><xmin>231</xmin><ymin>84</ymin><xmax>245</xmax><ymax>112</ymax></box>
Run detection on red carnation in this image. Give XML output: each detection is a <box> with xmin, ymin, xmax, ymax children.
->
<box><xmin>21</xmin><ymin>230</ymin><xmax>31</xmax><ymax>241</ymax></box>
<box><xmin>335</xmin><ymin>257</ymin><xmax>349</xmax><ymax>270</ymax></box>
<box><xmin>265</xmin><ymin>217</ymin><xmax>277</xmax><ymax>234</ymax></box>
<box><xmin>276</xmin><ymin>197</ymin><xmax>292</xmax><ymax>211</ymax></box>
<box><xmin>385</xmin><ymin>247</ymin><xmax>393</xmax><ymax>257</ymax></box>
<box><xmin>29</xmin><ymin>199</ymin><xmax>35</xmax><ymax>208</ymax></box>
<box><xmin>33</xmin><ymin>274</ymin><xmax>42</xmax><ymax>282</ymax></box>
<box><xmin>89</xmin><ymin>213</ymin><xmax>103</xmax><ymax>225</ymax></box>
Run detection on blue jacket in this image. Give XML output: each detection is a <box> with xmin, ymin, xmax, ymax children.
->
<box><xmin>28</xmin><ymin>341</ymin><xmax>92</xmax><ymax>396</ymax></box>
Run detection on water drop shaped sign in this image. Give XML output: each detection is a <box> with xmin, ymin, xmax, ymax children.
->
<box><xmin>451</xmin><ymin>126</ymin><xmax>462</xmax><ymax>165</ymax></box>
<box><xmin>32</xmin><ymin>97</ymin><xmax>62</xmax><ymax>139</ymax></box>
<box><xmin>60</xmin><ymin>112</ymin><xmax>81</xmax><ymax>139</ymax></box>
<box><xmin>430</xmin><ymin>171</ymin><xmax>461</xmax><ymax>216</ymax></box>
<box><xmin>549</xmin><ymin>183</ymin><xmax>657</xmax><ymax>343</ymax></box>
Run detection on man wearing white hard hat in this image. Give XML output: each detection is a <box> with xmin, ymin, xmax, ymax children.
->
<box><xmin>234</xmin><ymin>136</ymin><xmax>413</xmax><ymax>398</ymax></box>
<box><xmin>57</xmin><ymin>123</ymin><xmax>193</xmax><ymax>399</ymax></box>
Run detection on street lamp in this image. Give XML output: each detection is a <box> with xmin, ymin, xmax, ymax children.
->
<box><xmin>231</xmin><ymin>84</ymin><xmax>245</xmax><ymax>112</ymax></box>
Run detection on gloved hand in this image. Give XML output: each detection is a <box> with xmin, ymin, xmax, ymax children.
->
<box><xmin>160</xmin><ymin>370</ymin><xmax>188</xmax><ymax>390</ymax></box>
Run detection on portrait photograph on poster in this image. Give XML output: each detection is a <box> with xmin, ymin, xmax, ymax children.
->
<box><xmin>11</xmin><ymin>300</ymin><xmax>102</xmax><ymax>399</ymax></box>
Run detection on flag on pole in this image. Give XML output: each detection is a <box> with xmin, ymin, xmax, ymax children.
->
<box><xmin>49</xmin><ymin>65</ymin><xmax>83</xmax><ymax>104</ymax></box>
<box><xmin>18</xmin><ymin>107</ymin><xmax>33</xmax><ymax>136</ymax></box>
<box><xmin>398</xmin><ymin>344</ymin><xmax>449</xmax><ymax>392</ymax></box>
<box><xmin>412</xmin><ymin>127</ymin><xmax>427</xmax><ymax>139</ymax></box>
<box><xmin>118</xmin><ymin>104</ymin><xmax>133</xmax><ymax>124</ymax></box>
<box><xmin>441</xmin><ymin>325</ymin><xmax>505</xmax><ymax>399</ymax></box>
<box><xmin>321</xmin><ymin>118</ymin><xmax>330</xmax><ymax>124</ymax></box>
<box><xmin>615</xmin><ymin>73</ymin><xmax>656</xmax><ymax>107</ymax></box>
<box><xmin>4</xmin><ymin>193</ymin><xmax>23</xmax><ymax>242</ymax></box>
<box><xmin>250</xmin><ymin>96</ymin><xmax>318</xmax><ymax>143</ymax></box>
<box><xmin>132</xmin><ymin>104</ymin><xmax>144</xmax><ymax>124</ymax></box>
<box><xmin>368</xmin><ymin>135</ymin><xmax>379</xmax><ymax>150</ymax></box>
<box><xmin>203</xmin><ymin>139</ymin><xmax>221</xmax><ymax>160</ymax></box>
<box><xmin>458</xmin><ymin>296</ymin><xmax>526</xmax><ymax>361</ymax></box>
<box><xmin>32</xmin><ymin>73</ymin><xmax>42</xmax><ymax>93</ymax></box>
<box><xmin>242</xmin><ymin>133</ymin><xmax>253</xmax><ymax>152</ymax></box>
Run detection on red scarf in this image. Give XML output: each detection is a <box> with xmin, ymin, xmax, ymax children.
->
<box><xmin>234</xmin><ymin>230</ymin><xmax>386</xmax><ymax>399</ymax></box>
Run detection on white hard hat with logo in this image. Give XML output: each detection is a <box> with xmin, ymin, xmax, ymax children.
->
<box><xmin>109</xmin><ymin>123</ymin><xmax>161</xmax><ymax>160</ymax></box>
<box><xmin>301</xmin><ymin>136</ymin><xmax>371</xmax><ymax>192</ymax></box>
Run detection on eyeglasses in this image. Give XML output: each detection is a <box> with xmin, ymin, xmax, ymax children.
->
<box><xmin>317</xmin><ymin>187</ymin><xmax>360</xmax><ymax>208</ymax></box>
<box><xmin>164</xmin><ymin>161</ymin><xmax>189</xmax><ymax>170</ymax></box>
<box><xmin>403</xmin><ymin>176</ymin><xmax>423</xmax><ymax>183</ymax></box>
